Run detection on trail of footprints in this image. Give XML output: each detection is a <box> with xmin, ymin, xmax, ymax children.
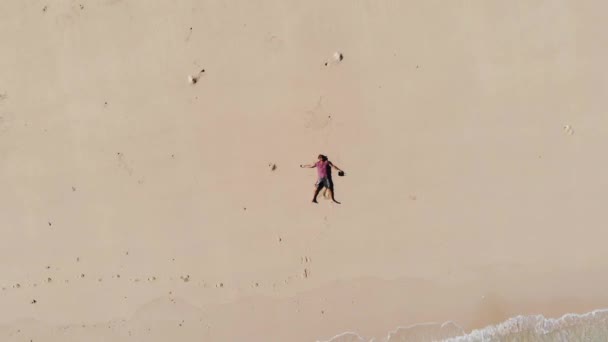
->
<box><xmin>2</xmin><ymin>255</ymin><xmax>315</xmax><ymax>301</ymax></box>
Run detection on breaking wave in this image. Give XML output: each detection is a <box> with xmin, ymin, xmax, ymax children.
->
<box><xmin>320</xmin><ymin>309</ymin><xmax>608</xmax><ymax>342</ymax></box>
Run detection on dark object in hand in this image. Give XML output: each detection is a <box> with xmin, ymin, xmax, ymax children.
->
<box><xmin>338</xmin><ymin>171</ymin><xmax>345</xmax><ymax>177</ymax></box>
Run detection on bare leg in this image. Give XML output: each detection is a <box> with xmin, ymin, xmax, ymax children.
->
<box><xmin>312</xmin><ymin>186</ymin><xmax>323</xmax><ymax>203</ymax></box>
<box><xmin>329</xmin><ymin>188</ymin><xmax>340</xmax><ymax>204</ymax></box>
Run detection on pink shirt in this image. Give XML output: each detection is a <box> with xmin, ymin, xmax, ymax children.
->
<box><xmin>316</xmin><ymin>160</ymin><xmax>330</xmax><ymax>178</ymax></box>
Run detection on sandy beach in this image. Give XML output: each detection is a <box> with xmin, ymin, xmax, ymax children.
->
<box><xmin>2</xmin><ymin>1</ymin><xmax>608</xmax><ymax>341</ymax></box>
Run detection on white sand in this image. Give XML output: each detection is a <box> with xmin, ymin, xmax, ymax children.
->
<box><xmin>1</xmin><ymin>1</ymin><xmax>608</xmax><ymax>341</ymax></box>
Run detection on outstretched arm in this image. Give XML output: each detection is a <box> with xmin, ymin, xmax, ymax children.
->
<box><xmin>329</xmin><ymin>161</ymin><xmax>343</xmax><ymax>172</ymax></box>
<box><xmin>300</xmin><ymin>162</ymin><xmax>317</xmax><ymax>168</ymax></box>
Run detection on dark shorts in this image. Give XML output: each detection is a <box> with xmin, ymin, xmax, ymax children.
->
<box><xmin>316</xmin><ymin>177</ymin><xmax>333</xmax><ymax>189</ymax></box>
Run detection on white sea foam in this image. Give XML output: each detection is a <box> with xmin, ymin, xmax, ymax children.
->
<box><xmin>321</xmin><ymin>309</ymin><xmax>608</xmax><ymax>342</ymax></box>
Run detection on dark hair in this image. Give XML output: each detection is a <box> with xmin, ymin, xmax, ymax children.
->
<box><xmin>318</xmin><ymin>154</ymin><xmax>328</xmax><ymax>161</ymax></box>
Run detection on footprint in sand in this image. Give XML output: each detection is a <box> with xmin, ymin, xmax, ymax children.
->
<box><xmin>304</xmin><ymin>97</ymin><xmax>331</xmax><ymax>129</ymax></box>
<box><xmin>0</xmin><ymin>111</ymin><xmax>14</xmax><ymax>132</ymax></box>
<box><xmin>324</xmin><ymin>51</ymin><xmax>344</xmax><ymax>66</ymax></box>
<box><xmin>116</xmin><ymin>152</ymin><xmax>133</xmax><ymax>176</ymax></box>
<box><xmin>301</xmin><ymin>256</ymin><xmax>311</xmax><ymax>263</ymax></box>
<box><xmin>188</xmin><ymin>69</ymin><xmax>206</xmax><ymax>84</ymax></box>
<box><xmin>563</xmin><ymin>124</ymin><xmax>574</xmax><ymax>136</ymax></box>
<box><xmin>264</xmin><ymin>34</ymin><xmax>284</xmax><ymax>52</ymax></box>
<box><xmin>302</xmin><ymin>268</ymin><xmax>310</xmax><ymax>279</ymax></box>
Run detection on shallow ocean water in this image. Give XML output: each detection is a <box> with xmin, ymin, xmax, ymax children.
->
<box><xmin>322</xmin><ymin>309</ymin><xmax>608</xmax><ymax>342</ymax></box>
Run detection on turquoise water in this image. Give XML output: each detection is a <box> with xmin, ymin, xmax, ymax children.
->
<box><xmin>322</xmin><ymin>309</ymin><xmax>608</xmax><ymax>342</ymax></box>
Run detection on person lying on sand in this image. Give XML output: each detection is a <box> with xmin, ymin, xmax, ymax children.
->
<box><xmin>300</xmin><ymin>154</ymin><xmax>344</xmax><ymax>204</ymax></box>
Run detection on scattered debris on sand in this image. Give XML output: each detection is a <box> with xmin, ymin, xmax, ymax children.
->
<box><xmin>324</xmin><ymin>51</ymin><xmax>344</xmax><ymax>66</ymax></box>
<box><xmin>188</xmin><ymin>69</ymin><xmax>206</xmax><ymax>84</ymax></box>
<box><xmin>269</xmin><ymin>163</ymin><xmax>277</xmax><ymax>171</ymax></box>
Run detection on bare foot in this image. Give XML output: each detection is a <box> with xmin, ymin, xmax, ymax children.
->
<box><xmin>332</xmin><ymin>200</ymin><xmax>341</xmax><ymax>204</ymax></box>
<box><xmin>312</xmin><ymin>199</ymin><xmax>318</xmax><ymax>203</ymax></box>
